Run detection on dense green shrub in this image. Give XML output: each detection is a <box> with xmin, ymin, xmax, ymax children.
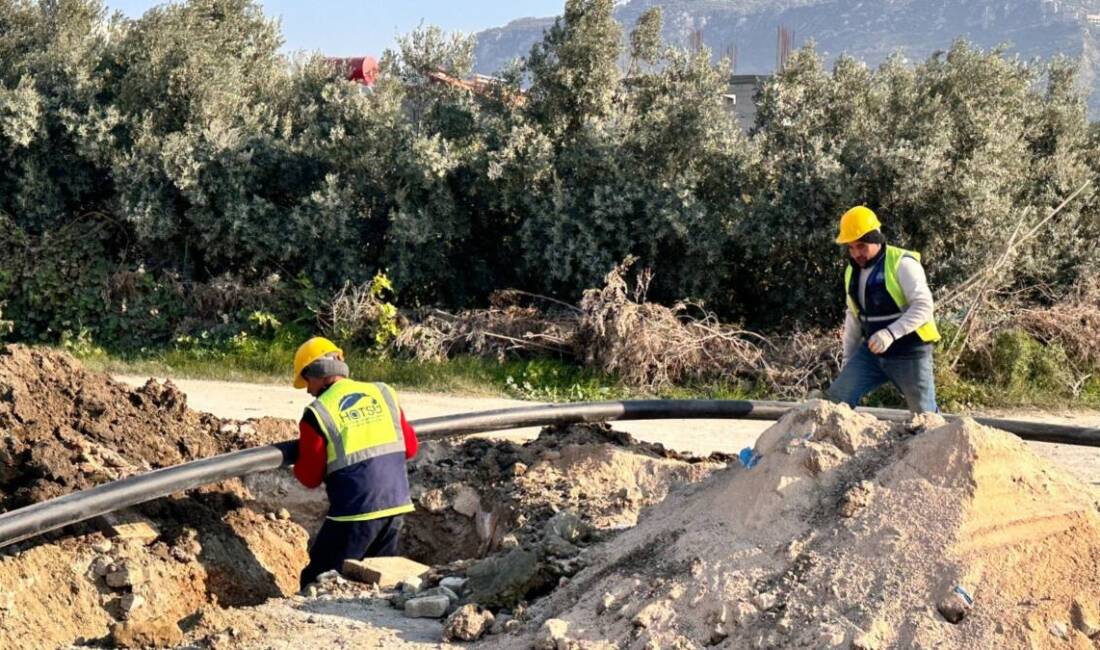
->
<box><xmin>0</xmin><ymin>0</ymin><xmax>1095</xmax><ymax>385</ymax></box>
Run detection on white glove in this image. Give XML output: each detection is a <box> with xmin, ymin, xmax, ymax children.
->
<box><xmin>867</xmin><ymin>329</ymin><xmax>895</xmax><ymax>355</ymax></box>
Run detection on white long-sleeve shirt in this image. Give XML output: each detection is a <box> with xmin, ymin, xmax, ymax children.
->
<box><xmin>841</xmin><ymin>256</ymin><xmax>935</xmax><ymax>363</ymax></box>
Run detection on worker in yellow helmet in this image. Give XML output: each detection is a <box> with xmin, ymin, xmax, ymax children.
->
<box><xmin>825</xmin><ymin>206</ymin><xmax>942</xmax><ymax>413</ymax></box>
<box><xmin>290</xmin><ymin>337</ymin><xmax>419</xmax><ymax>590</ymax></box>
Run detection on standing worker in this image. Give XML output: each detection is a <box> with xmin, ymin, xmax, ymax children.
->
<box><xmin>291</xmin><ymin>337</ymin><xmax>419</xmax><ymax>589</ymax></box>
<box><xmin>825</xmin><ymin>206</ymin><xmax>942</xmax><ymax>413</ymax></box>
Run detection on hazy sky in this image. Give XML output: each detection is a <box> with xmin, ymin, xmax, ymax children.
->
<box><xmin>106</xmin><ymin>0</ymin><xmax>564</xmax><ymax>56</ymax></box>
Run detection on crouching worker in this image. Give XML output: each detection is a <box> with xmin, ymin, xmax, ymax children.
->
<box><xmin>291</xmin><ymin>336</ymin><xmax>419</xmax><ymax>590</ymax></box>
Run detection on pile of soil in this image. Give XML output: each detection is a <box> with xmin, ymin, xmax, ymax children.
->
<box><xmin>0</xmin><ymin>344</ymin><xmax>289</xmax><ymax>511</ymax></box>
<box><xmin>502</xmin><ymin>401</ymin><xmax>1100</xmax><ymax>649</ymax></box>
<box><xmin>0</xmin><ymin>345</ymin><xmax>305</xmax><ymax>649</ymax></box>
<box><xmin>402</xmin><ymin>425</ymin><xmax>728</xmax><ymax>565</ymax></box>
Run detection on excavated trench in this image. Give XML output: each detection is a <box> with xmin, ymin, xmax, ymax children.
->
<box><xmin>0</xmin><ymin>345</ymin><xmax>728</xmax><ymax>648</ymax></box>
<box><xmin>6</xmin><ymin>345</ymin><xmax>1100</xmax><ymax>649</ymax></box>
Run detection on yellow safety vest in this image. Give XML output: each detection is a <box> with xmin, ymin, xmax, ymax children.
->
<box><xmin>305</xmin><ymin>379</ymin><xmax>414</xmax><ymax>521</ymax></box>
<box><xmin>844</xmin><ymin>245</ymin><xmax>941</xmax><ymax>344</ymax></box>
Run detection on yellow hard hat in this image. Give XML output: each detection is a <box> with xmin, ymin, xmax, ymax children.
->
<box><xmin>835</xmin><ymin>206</ymin><xmax>882</xmax><ymax>244</ymax></box>
<box><xmin>292</xmin><ymin>336</ymin><xmax>344</xmax><ymax>389</ymax></box>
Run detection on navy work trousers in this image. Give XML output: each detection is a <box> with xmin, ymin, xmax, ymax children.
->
<box><xmin>298</xmin><ymin>515</ymin><xmax>403</xmax><ymax>590</ymax></box>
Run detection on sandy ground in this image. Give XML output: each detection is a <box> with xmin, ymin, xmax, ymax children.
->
<box><xmin>113</xmin><ymin>375</ymin><xmax>766</xmax><ymax>456</ymax></box>
<box><xmin>116</xmin><ymin>375</ymin><xmax>1100</xmax><ymax>483</ymax></box>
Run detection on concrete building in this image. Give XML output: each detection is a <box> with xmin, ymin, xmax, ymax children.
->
<box><xmin>725</xmin><ymin>74</ymin><xmax>770</xmax><ymax>132</ymax></box>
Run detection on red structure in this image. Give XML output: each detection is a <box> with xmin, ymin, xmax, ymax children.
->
<box><xmin>326</xmin><ymin>56</ymin><xmax>379</xmax><ymax>86</ymax></box>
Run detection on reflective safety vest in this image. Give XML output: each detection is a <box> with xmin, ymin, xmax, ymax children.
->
<box><xmin>844</xmin><ymin>245</ymin><xmax>941</xmax><ymax>344</ymax></box>
<box><xmin>305</xmin><ymin>379</ymin><xmax>414</xmax><ymax>521</ymax></box>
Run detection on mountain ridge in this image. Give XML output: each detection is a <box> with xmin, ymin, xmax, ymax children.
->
<box><xmin>472</xmin><ymin>0</ymin><xmax>1100</xmax><ymax>116</ymax></box>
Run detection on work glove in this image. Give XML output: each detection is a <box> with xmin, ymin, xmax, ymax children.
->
<box><xmin>867</xmin><ymin>329</ymin><xmax>895</xmax><ymax>355</ymax></box>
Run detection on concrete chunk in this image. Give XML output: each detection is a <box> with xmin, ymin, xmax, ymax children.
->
<box><xmin>404</xmin><ymin>595</ymin><xmax>451</xmax><ymax>618</ymax></box>
<box><xmin>101</xmin><ymin>513</ymin><xmax>160</xmax><ymax>546</ymax></box>
<box><xmin>341</xmin><ymin>556</ymin><xmax>430</xmax><ymax>588</ymax></box>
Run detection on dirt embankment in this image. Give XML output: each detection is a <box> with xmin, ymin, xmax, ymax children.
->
<box><xmin>0</xmin><ymin>345</ymin><xmax>305</xmax><ymax>649</ymax></box>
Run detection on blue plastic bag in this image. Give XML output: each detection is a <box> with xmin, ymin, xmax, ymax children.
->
<box><xmin>738</xmin><ymin>447</ymin><xmax>761</xmax><ymax>469</ymax></box>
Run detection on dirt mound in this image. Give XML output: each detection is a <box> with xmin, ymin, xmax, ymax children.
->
<box><xmin>503</xmin><ymin>401</ymin><xmax>1100</xmax><ymax>649</ymax></box>
<box><xmin>0</xmin><ymin>344</ymin><xmax>289</xmax><ymax>510</ymax></box>
<box><xmin>402</xmin><ymin>424</ymin><xmax>726</xmax><ymax>565</ymax></box>
<box><xmin>0</xmin><ymin>345</ymin><xmax>305</xmax><ymax>649</ymax></box>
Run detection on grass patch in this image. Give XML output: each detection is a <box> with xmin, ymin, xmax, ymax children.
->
<box><xmin>57</xmin><ymin>327</ymin><xmax>1100</xmax><ymax>411</ymax></box>
<box><xmin>70</xmin><ymin>333</ymin><xmax>764</xmax><ymax>402</ymax></box>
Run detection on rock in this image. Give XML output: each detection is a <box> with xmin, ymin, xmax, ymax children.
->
<box><xmin>419</xmin><ymin>585</ymin><xmax>460</xmax><ymax>605</ymax></box>
<box><xmin>315</xmin><ymin>570</ymin><xmax>342</xmax><ymax>584</ymax></box>
<box><xmin>420</xmin><ymin>488</ymin><xmax>449</xmax><ymax>513</ymax></box>
<box><xmin>404</xmin><ymin>595</ymin><xmax>451</xmax><ymax>619</ymax></box>
<box><xmin>110</xmin><ymin>618</ymin><xmax>183</xmax><ymax>648</ymax></box>
<box><xmin>541</xmin><ymin>532</ymin><xmax>580</xmax><ymax>558</ymax></box>
<box><xmin>106</xmin><ymin>562</ymin><xmax>143</xmax><ymax>588</ymax></box>
<box><xmin>936</xmin><ymin>588</ymin><xmax>973</xmax><ymax>624</ymax></box>
<box><xmin>119</xmin><ymin>593</ymin><xmax>145</xmax><ymax>619</ymax></box>
<box><xmin>276</xmin><ymin>508</ymin><xmax>291</xmax><ymax>520</ymax></box>
<box><xmin>1050</xmin><ymin>621</ymin><xmax>1069</xmax><ymax>639</ymax></box>
<box><xmin>548</xmin><ymin>510</ymin><xmax>589</xmax><ymax>542</ymax></box>
<box><xmin>400</xmin><ymin>576</ymin><xmax>425</xmax><ymax>595</ymax></box>
<box><xmin>803</xmin><ymin>443</ymin><xmax>847</xmax><ymax>476</ymax></box>
<box><xmin>449</xmin><ymin>484</ymin><xmax>481</xmax><ymax>518</ymax></box>
<box><xmin>90</xmin><ymin>556</ymin><xmax>113</xmax><ymax>577</ymax></box>
<box><xmin>905</xmin><ymin>412</ymin><xmax>947</xmax><ymax>434</ymax></box>
<box><xmin>219</xmin><ymin>423</ymin><xmax>239</xmax><ymax>435</ymax></box>
<box><xmin>512</xmin><ymin>462</ymin><xmax>528</xmax><ymax>476</ymax></box>
<box><xmin>91</xmin><ymin>539</ymin><xmax>113</xmax><ymax>554</ymax></box>
<box><xmin>752</xmin><ymin>592</ymin><xmax>777</xmax><ymax>611</ymax></box>
<box><xmin>536</xmin><ymin>618</ymin><xmax>569</xmax><ymax>650</ymax></box>
<box><xmin>596</xmin><ymin>593</ymin><xmax>617</xmax><ymax>615</ymax></box>
<box><xmin>1072</xmin><ymin>598</ymin><xmax>1100</xmax><ymax>637</ymax></box>
<box><xmin>503</xmin><ymin>618</ymin><xmax>521</xmax><ymax>633</ymax></box>
<box><xmin>467</xmin><ymin>548</ymin><xmax>541</xmax><ymax>608</ymax></box>
<box><xmin>733</xmin><ymin>601</ymin><xmax>758</xmax><ymax>626</ymax></box>
<box><xmin>500</xmin><ymin>534</ymin><xmax>520</xmax><ymax>549</ymax></box>
<box><xmin>838</xmin><ymin>481</ymin><xmax>874</xmax><ymax>518</ymax></box>
<box><xmin>443</xmin><ymin>603</ymin><xmax>495</xmax><ymax>642</ymax></box>
<box><xmin>440</xmin><ymin>576</ymin><xmax>468</xmax><ymax>593</ymax></box>
<box><xmin>266</xmin><ymin>512</ymin><xmax>277</xmax><ymax>521</ymax></box>
<box><xmin>341</xmin><ymin>556</ymin><xmax>430</xmax><ymax>588</ymax></box>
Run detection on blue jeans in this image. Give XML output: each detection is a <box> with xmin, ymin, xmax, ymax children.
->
<box><xmin>826</xmin><ymin>344</ymin><xmax>938</xmax><ymax>413</ymax></box>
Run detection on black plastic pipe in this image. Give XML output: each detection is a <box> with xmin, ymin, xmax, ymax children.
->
<box><xmin>1</xmin><ymin>399</ymin><xmax>1097</xmax><ymax>549</ymax></box>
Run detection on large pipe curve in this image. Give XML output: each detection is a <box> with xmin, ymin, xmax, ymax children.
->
<box><xmin>1</xmin><ymin>399</ymin><xmax>1097</xmax><ymax>549</ymax></box>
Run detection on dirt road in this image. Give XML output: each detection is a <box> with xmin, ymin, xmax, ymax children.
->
<box><xmin>116</xmin><ymin>375</ymin><xmax>1100</xmax><ymax>483</ymax></box>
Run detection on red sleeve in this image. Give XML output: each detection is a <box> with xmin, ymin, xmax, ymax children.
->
<box><xmin>294</xmin><ymin>417</ymin><xmax>327</xmax><ymax>488</ymax></box>
<box><xmin>401</xmin><ymin>409</ymin><xmax>418</xmax><ymax>460</ymax></box>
